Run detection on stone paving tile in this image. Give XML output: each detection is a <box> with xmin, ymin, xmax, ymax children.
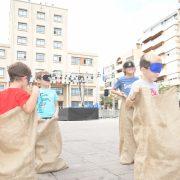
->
<box><xmin>40</xmin><ymin>118</ymin><xmax>133</xmax><ymax>179</ymax></box>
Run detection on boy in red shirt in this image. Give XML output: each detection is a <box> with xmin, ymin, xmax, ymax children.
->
<box><xmin>0</xmin><ymin>62</ymin><xmax>39</xmax><ymax>114</ymax></box>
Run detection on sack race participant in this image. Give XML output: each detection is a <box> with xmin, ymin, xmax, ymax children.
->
<box><xmin>119</xmin><ymin>97</ymin><xmax>136</xmax><ymax>164</ymax></box>
<box><xmin>133</xmin><ymin>87</ymin><xmax>180</xmax><ymax>180</ymax></box>
<box><xmin>35</xmin><ymin>71</ymin><xmax>68</xmax><ymax>173</ymax></box>
<box><xmin>111</xmin><ymin>61</ymin><xmax>138</xmax><ymax>164</ymax></box>
<box><xmin>0</xmin><ymin>62</ymin><xmax>39</xmax><ymax>179</ymax></box>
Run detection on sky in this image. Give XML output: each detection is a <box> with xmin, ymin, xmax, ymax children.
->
<box><xmin>0</xmin><ymin>0</ymin><xmax>178</xmax><ymax>67</ymax></box>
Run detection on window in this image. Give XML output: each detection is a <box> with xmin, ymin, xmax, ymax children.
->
<box><xmin>37</xmin><ymin>12</ymin><xmax>45</xmax><ymax>20</ymax></box>
<box><xmin>18</xmin><ymin>9</ymin><xmax>27</xmax><ymax>17</ymax></box>
<box><xmin>54</xmin><ymin>15</ymin><xmax>62</xmax><ymax>22</ymax></box>
<box><xmin>54</xmin><ymin>28</ymin><xmax>62</xmax><ymax>36</ymax></box>
<box><xmin>0</xmin><ymin>68</ymin><xmax>4</xmax><ymax>77</ymax></box>
<box><xmin>51</xmin><ymin>87</ymin><xmax>63</xmax><ymax>95</ymax></box>
<box><xmin>0</xmin><ymin>49</ymin><xmax>5</xmax><ymax>58</ymax></box>
<box><xmin>53</xmin><ymin>70</ymin><xmax>62</xmax><ymax>76</ymax></box>
<box><xmin>84</xmin><ymin>58</ymin><xmax>93</xmax><ymax>65</ymax></box>
<box><xmin>36</xmin><ymin>53</ymin><xmax>45</xmax><ymax>62</ymax></box>
<box><xmin>53</xmin><ymin>55</ymin><xmax>62</xmax><ymax>63</ymax></box>
<box><xmin>0</xmin><ymin>84</ymin><xmax>4</xmax><ymax>90</ymax></box>
<box><xmin>84</xmin><ymin>88</ymin><xmax>93</xmax><ymax>96</ymax></box>
<box><xmin>36</xmin><ymin>25</ymin><xmax>45</xmax><ymax>34</ymax></box>
<box><xmin>71</xmin><ymin>57</ymin><xmax>80</xmax><ymax>65</ymax></box>
<box><xmin>84</xmin><ymin>101</ymin><xmax>93</xmax><ymax>107</ymax></box>
<box><xmin>18</xmin><ymin>22</ymin><xmax>27</xmax><ymax>31</ymax></box>
<box><xmin>36</xmin><ymin>39</ymin><xmax>45</xmax><ymax>47</ymax></box>
<box><xmin>71</xmin><ymin>101</ymin><xmax>80</xmax><ymax>108</ymax></box>
<box><xmin>17</xmin><ymin>51</ymin><xmax>26</xmax><ymax>60</ymax></box>
<box><xmin>53</xmin><ymin>41</ymin><xmax>62</xmax><ymax>49</ymax></box>
<box><xmin>71</xmin><ymin>88</ymin><xmax>80</xmax><ymax>96</ymax></box>
<box><xmin>17</xmin><ymin>36</ymin><xmax>27</xmax><ymax>45</ymax></box>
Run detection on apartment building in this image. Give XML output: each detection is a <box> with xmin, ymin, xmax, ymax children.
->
<box><xmin>9</xmin><ymin>0</ymin><xmax>68</xmax><ymax>77</ymax></box>
<box><xmin>67</xmin><ymin>52</ymin><xmax>99</xmax><ymax>107</ymax></box>
<box><xmin>0</xmin><ymin>44</ymin><xmax>11</xmax><ymax>89</ymax></box>
<box><xmin>139</xmin><ymin>9</ymin><xmax>180</xmax><ymax>86</ymax></box>
<box><xmin>0</xmin><ymin>0</ymin><xmax>99</xmax><ymax>108</ymax></box>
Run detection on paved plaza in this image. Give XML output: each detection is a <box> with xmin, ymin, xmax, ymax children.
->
<box><xmin>38</xmin><ymin>118</ymin><xmax>134</xmax><ymax>180</ymax></box>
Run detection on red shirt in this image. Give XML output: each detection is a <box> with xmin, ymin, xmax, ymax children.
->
<box><xmin>0</xmin><ymin>88</ymin><xmax>30</xmax><ymax>115</ymax></box>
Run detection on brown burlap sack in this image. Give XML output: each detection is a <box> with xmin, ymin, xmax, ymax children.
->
<box><xmin>0</xmin><ymin>107</ymin><xmax>37</xmax><ymax>180</ymax></box>
<box><xmin>119</xmin><ymin>97</ymin><xmax>136</xmax><ymax>164</ymax></box>
<box><xmin>133</xmin><ymin>87</ymin><xmax>180</xmax><ymax>180</ymax></box>
<box><xmin>35</xmin><ymin>117</ymin><xmax>68</xmax><ymax>173</ymax></box>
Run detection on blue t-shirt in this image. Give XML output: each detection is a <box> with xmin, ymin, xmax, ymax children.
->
<box><xmin>113</xmin><ymin>76</ymin><xmax>139</xmax><ymax>96</ymax></box>
<box><xmin>37</xmin><ymin>89</ymin><xmax>58</xmax><ymax>118</ymax></box>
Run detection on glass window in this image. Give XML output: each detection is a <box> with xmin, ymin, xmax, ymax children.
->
<box><xmin>84</xmin><ymin>58</ymin><xmax>93</xmax><ymax>65</ymax></box>
<box><xmin>84</xmin><ymin>101</ymin><xmax>93</xmax><ymax>107</ymax></box>
<box><xmin>18</xmin><ymin>22</ymin><xmax>27</xmax><ymax>31</ymax></box>
<box><xmin>53</xmin><ymin>70</ymin><xmax>62</xmax><ymax>76</ymax></box>
<box><xmin>71</xmin><ymin>88</ymin><xmax>80</xmax><ymax>96</ymax></box>
<box><xmin>0</xmin><ymin>68</ymin><xmax>4</xmax><ymax>77</ymax></box>
<box><xmin>71</xmin><ymin>101</ymin><xmax>80</xmax><ymax>107</ymax></box>
<box><xmin>36</xmin><ymin>25</ymin><xmax>45</xmax><ymax>34</ymax></box>
<box><xmin>54</xmin><ymin>28</ymin><xmax>62</xmax><ymax>36</ymax></box>
<box><xmin>84</xmin><ymin>88</ymin><xmax>93</xmax><ymax>96</ymax></box>
<box><xmin>37</xmin><ymin>12</ymin><xmax>45</xmax><ymax>20</ymax></box>
<box><xmin>0</xmin><ymin>84</ymin><xmax>4</xmax><ymax>90</ymax></box>
<box><xmin>53</xmin><ymin>55</ymin><xmax>62</xmax><ymax>63</ymax></box>
<box><xmin>53</xmin><ymin>41</ymin><xmax>62</xmax><ymax>49</ymax></box>
<box><xmin>0</xmin><ymin>49</ymin><xmax>5</xmax><ymax>57</ymax></box>
<box><xmin>54</xmin><ymin>15</ymin><xmax>62</xmax><ymax>22</ymax></box>
<box><xmin>18</xmin><ymin>9</ymin><xmax>27</xmax><ymax>17</ymax></box>
<box><xmin>17</xmin><ymin>51</ymin><xmax>26</xmax><ymax>60</ymax></box>
<box><xmin>71</xmin><ymin>56</ymin><xmax>80</xmax><ymax>65</ymax></box>
<box><xmin>36</xmin><ymin>38</ymin><xmax>45</xmax><ymax>47</ymax></box>
<box><xmin>17</xmin><ymin>36</ymin><xmax>27</xmax><ymax>45</ymax></box>
<box><xmin>36</xmin><ymin>53</ymin><xmax>45</xmax><ymax>62</ymax></box>
<box><xmin>51</xmin><ymin>87</ymin><xmax>63</xmax><ymax>95</ymax></box>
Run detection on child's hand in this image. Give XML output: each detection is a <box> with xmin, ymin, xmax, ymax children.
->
<box><xmin>32</xmin><ymin>85</ymin><xmax>39</xmax><ymax>95</ymax></box>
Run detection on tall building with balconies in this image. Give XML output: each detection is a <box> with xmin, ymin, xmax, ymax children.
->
<box><xmin>139</xmin><ymin>9</ymin><xmax>180</xmax><ymax>85</ymax></box>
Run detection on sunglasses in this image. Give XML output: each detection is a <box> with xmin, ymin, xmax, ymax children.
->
<box><xmin>149</xmin><ymin>63</ymin><xmax>163</xmax><ymax>73</ymax></box>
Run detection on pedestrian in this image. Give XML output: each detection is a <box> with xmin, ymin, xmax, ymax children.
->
<box><xmin>35</xmin><ymin>71</ymin><xmax>68</xmax><ymax>173</ymax></box>
<box><xmin>111</xmin><ymin>60</ymin><xmax>139</xmax><ymax>165</ymax></box>
<box><xmin>0</xmin><ymin>62</ymin><xmax>39</xmax><ymax>179</ymax></box>
<box><xmin>36</xmin><ymin>71</ymin><xmax>59</xmax><ymax>119</ymax></box>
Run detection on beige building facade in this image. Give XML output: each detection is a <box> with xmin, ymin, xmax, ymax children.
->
<box><xmin>0</xmin><ymin>0</ymin><xmax>99</xmax><ymax>108</ymax></box>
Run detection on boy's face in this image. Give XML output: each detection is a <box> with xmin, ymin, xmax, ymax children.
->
<box><xmin>142</xmin><ymin>60</ymin><xmax>162</xmax><ymax>82</ymax></box>
<box><xmin>125</xmin><ymin>67</ymin><xmax>135</xmax><ymax>75</ymax></box>
<box><xmin>39</xmin><ymin>74</ymin><xmax>51</xmax><ymax>87</ymax></box>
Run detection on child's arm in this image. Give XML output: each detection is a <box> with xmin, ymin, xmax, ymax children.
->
<box><xmin>126</xmin><ymin>87</ymin><xmax>140</xmax><ymax>108</ymax></box>
<box><xmin>22</xmin><ymin>86</ymin><xmax>39</xmax><ymax>114</ymax></box>
<box><xmin>53</xmin><ymin>102</ymin><xmax>59</xmax><ymax>118</ymax></box>
<box><xmin>111</xmin><ymin>89</ymin><xmax>127</xmax><ymax>98</ymax></box>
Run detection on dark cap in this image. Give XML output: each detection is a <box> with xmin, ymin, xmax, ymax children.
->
<box><xmin>42</xmin><ymin>74</ymin><xmax>51</xmax><ymax>82</ymax></box>
<box><xmin>123</xmin><ymin>61</ymin><xmax>135</xmax><ymax>69</ymax></box>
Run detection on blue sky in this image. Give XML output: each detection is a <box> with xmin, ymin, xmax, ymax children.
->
<box><xmin>0</xmin><ymin>0</ymin><xmax>178</xmax><ymax>66</ymax></box>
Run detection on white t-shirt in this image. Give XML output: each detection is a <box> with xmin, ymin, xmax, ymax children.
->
<box><xmin>129</xmin><ymin>79</ymin><xmax>158</xmax><ymax>96</ymax></box>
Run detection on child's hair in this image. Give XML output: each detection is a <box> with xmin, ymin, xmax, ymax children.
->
<box><xmin>35</xmin><ymin>71</ymin><xmax>49</xmax><ymax>80</ymax></box>
<box><xmin>140</xmin><ymin>53</ymin><xmax>161</xmax><ymax>69</ymax></box>
<box><xmin>8</xmin><ymin>62</ymin><xmax>31</xmax><ymax>82</ymax></box>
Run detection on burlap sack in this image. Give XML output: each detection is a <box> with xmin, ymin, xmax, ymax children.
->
<box><xmin>133</xmin><ymin>87</ymin><xmax>180</xmax><ymax>180</ymax></box>
<box><xmin>0</xmin><ymin>107</ymin><xmax>37</xmax><ymax>180</ymax></box>
<box><xmin>119</xmin><ymin>97</ymin><xmax>136</xmax><ymax>164</ymax></box>
<box><xmin>35</xmin><ymin>117</ymin><xmax>68</xmax><ymax>173</ymax></box>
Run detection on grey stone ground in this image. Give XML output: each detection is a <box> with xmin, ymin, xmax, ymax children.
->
<box><xmin>38</xmin><ymin>118</ymin><xmax>134</xmax><ymax>180</ymax></box>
